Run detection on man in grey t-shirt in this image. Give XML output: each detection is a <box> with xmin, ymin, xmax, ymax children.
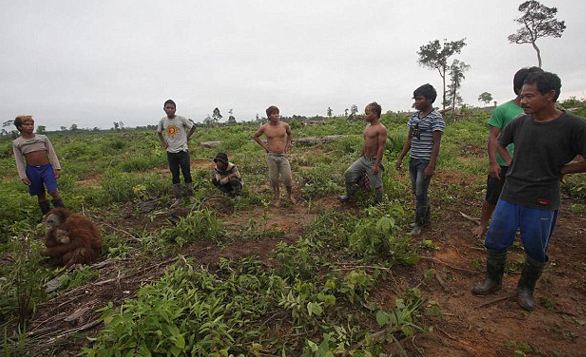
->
<box><xmin>157</xmin><ymin>99</ymin><xmax>196</xmax><ymax>207</ymax></box>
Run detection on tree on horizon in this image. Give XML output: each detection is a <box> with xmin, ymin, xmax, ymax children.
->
<box><xmin>417</xmin><ymin>38</ymin><xmax>467</xmax><ymax>110</ymax></box>
<box><xmin>508</xmin><ymin>0</ymin><xmax>565</xmax><ymax>68</ymax></box>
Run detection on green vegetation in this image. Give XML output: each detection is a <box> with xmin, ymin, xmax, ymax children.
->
<box><xmin>0</xmin><ymin>103</ymin><xmax>585</xmax><ymax>355</ymax></box>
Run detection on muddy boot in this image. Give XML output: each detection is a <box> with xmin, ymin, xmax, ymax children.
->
<box><xmin>39</xmin><ymin>200</ymin><xmax>51</xmax><ymax>215</ymax></box>
<box><xmin>170</xmin><ymin>184</ymin><xmax>182</xmax><ymax>208</ymax></box>
<box><xmin>472</xmin><ymin>249</ymin><xmax>507</xmax><ymax>295</ymax></box>
<box><xmin>184</xmin><ymin>182</ymin><xmax>194</xmax><ymax>197</ymax></box>
<box><xmin>517</xmin><ymin>256</ymin><xmax>544</xmax><ymax>311</ymax></box>
<box><xmin>374</xmin><ymin>189</ymin><xmax>383</xmax><ymax>204</ymax></box>
<box><xmin>51</xmin><ymin>198</ymin><xmax>65</xmax><ymax>208</ymax></box>
<box><xmin>339</xmin><ymin>181</ymin><xmax>356</xmax><ymax>202</ymax></box>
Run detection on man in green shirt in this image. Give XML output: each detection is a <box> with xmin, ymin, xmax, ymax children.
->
<box><xmin>473</xmin><ymin>67</ymin><xmax>542</xmax><ymax>239</ymax></box>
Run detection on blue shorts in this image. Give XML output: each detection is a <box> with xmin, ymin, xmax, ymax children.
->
<box><xmin>25</xmin><ymin>164</ymin><xmax>58</xmax><ymax>196</ymax></box>
<box><xmin>485</xmin><ymin>199</ymin><xmax>557</xmax><ymax>263</ymax></box>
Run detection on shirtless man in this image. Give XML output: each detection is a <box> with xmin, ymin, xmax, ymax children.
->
<box><xmin>339</xmin><ymin>102</ymin><xmax>388</xmax><ymax>204</ymax></box>
<box><xmin>253</xmin><ymin>105</ymin><xmax>295</xmax><ymax>206</ymax></box>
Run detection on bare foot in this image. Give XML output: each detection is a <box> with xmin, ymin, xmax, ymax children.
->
<box><xmin>472</xmin><ymin>224</ymin><xmax>486</xmax><ymax>239</ymax></box>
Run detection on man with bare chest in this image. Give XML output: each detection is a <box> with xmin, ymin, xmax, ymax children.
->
<box><xmin>253</xmin><ymin>105</ymin><xmax>294</xmax><ymax>206</ymax></box>
<box><xmin>339</xmin><ymin>102</ymin><xmax>388</xmax><ymax>204</ymax></box>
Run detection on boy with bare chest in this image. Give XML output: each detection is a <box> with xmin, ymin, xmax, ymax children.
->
<box><xmin>253</xmin><ymin>105</ymin><xmax>295</xmax><ymax>206</ymax></box>
<box><xmin>340</xmin><ymin>102</ymin><xmax>388</xmax><ymax>203</ymax></box>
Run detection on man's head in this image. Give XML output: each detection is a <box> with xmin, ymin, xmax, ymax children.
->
<box><xmin>520</xmin><ymin>71</ymin><xmax>562</xmax><ymax>115</ymax></box>
<box><xmin>163</xmin><ymin>99</ymin><xmax>176</xmax><ymax>118</ymax></box>
<box><xmin>266</xmin><ymin>106</ymin><xmax>280</xmax><ymax>122</ymax></box>
<box><xmin>513</xmin><ymin>66</ymin><xmax>543</xmax><ymax>95</ymax></box>
<box><xmin>214</xmin><ymin>152</ymin><xmax>229</xmax><ymax>170</ymax></box>
<box><xmin>365</xmin><ymin>102</ymin><xmax>382</xmax><ymax>121</ymax></box>
<box><xmin>413</xmin><ymin>84</ymin><xmax>436</xmax><ymax>111</ymax></box>
<box><xmin>14</xmin><ymin>115</ymin><xmax>34</xmax><ymax>132</ymax></box>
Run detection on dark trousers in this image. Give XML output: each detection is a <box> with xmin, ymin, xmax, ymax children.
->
<box><xmin>409</xmin><ymin>158</ymin><xmax>432</xmax><ymax>226</ymax></box>
<box><xmin>167</xmin><ymin>151</ymin><xmax>192</xmax><ymax>184</ymax></box>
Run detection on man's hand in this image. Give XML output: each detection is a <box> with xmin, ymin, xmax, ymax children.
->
<box><xmin>54</xmin><ymin>169</ymin><xmax>61</xmax><ymax>179</ymax></box>
<box><xmin>395</xmin><ymin>159</ymin><xmax>403</xmax><ymax>171</ymax></box>
<box><xmin>372</xmin><ymin>164</ymin><xmax>380</xmax><ymax>175</ymax></box>
<box><xmin>489</xmin><ymin>163</ymin><xmax>501</xmax><ymax>178</ymax></box>
<box><xmin>21</xmin><ymin>178</ymin><xmax>31</xmax><ymax>185</ymax></box>
<box><xmin>424</xmin><ymin>164</ymin><xmax>435</xmax><ymax>178</ymax></box>
<box><xmin>160</xmin><ymin>142</ymin><xmax>168</xmax><ymax>149</ymax></box>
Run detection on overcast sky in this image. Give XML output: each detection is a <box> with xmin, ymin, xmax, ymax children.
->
<box><xmin>1</xmin><ymin>0</ymin><xmax>584</xmax><ymax>130</ymax></box>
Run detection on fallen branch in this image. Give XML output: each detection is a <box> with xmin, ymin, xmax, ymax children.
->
<box><xmin>100</xmin><ymin>222</ymin><xmax>141</xmax><ymax>243</ymax></box>
<box><xmin>459</xmin><ymin>211</ymin><xmax>480</xmax><ymax>225</ymax></box>
<box><xmin>436</xmin><ymin>327</ymin><xmax>477</xmax><ymax>355</ymax></box>
<box><xmin>434</xmin><ymin>272</ymin><xmax>450</xmax><ymax>292</ymax></box>
<box><xmin>477</xmin><ymin>294</ymin><xmax>516</xmax><ymax>308</ymax></box>
<box><xmin>420</xmin><ymin>256</ymin><xmax>475</xmax><ymax>274</ymax></box>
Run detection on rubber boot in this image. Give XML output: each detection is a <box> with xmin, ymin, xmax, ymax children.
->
<box><xmin>39</xmin><ymin>200</ymin><xmax>51</xmax><ymax>215</ymax></box>
<box><xmin>184</xmin><ymin>182</ymin><xmax>194</xmax><ymax>197</ymax></box>
<box><xmin>374</xmin><ymin>189</ymin><xmax>383</xmax><ymax>204</ymax></box>
<box><xmin>472</xmin><ymin>249</ymin><xmax>507</xmax><ymax>295</ymax></box>
<box><xmin>517</xmin><ymin>256</ymin><xmax>544</xmax><ymax>311</ymax></box>
<box><xmin>170</xmin><ymin>184</ymin><xmax>182</xmax><ymax>208</ymax></box>
<box><xmin>339</xmin><ymin>181</ymin><xmax>356</xmax><ymax>202</ymax></box>
<box><xmin>51</xmin><ymin>198</ymin><xmax>65</xmax><ymax>208</ymax></box>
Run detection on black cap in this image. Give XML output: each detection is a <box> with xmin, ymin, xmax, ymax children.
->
<box><xmin>213</xmin><ymin>152</ymin><xmax>228</xmax><ymax>164</ymax></box>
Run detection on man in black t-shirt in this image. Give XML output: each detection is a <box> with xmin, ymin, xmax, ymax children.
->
<box><xmin>472</xmin><ymin>71</ymin><xmax>586</xmax><ymax>311</ymax></box>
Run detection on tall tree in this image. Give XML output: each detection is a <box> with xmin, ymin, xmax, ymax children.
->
<box><xmin>478</xmin><ymin>92</ymin><xmax>493</xmax><ymax>106</ymax></box>
<box><xmin>228</xmin><ymin>109</ymin><xmax>236</xmax><ymax>124</ymax></box>
<box><xmin>508</xmin><ymin>0</ymin><xmax>565</xmax><ymax>68</ymax></box>
<box><xmin>350</xmin><ymin>104</ymin><xmax>358</xmax><ymax>116</ymax></box>
<box><xmin>417</xmin><ymin>38</ymin><xmax>467</xmax><ymax>110</ymax></box>
<box><xmin>446</xmin><ymin>60</ymin><xmax>470</xmax><ymax>114</ymax></box>
<box><xmin>36</xmin><ymin>125</ymin><xmax>46</xmax><ymax>134</ymax></box>
<box><xmin>327</xmin><ymin>107</ymin><xmax>333</xmax><ymax>118</ymax></box>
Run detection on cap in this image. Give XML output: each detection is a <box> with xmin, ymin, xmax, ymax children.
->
<box><xmin>213</xmin><ymin>152</ymin><xmax>229</xmax><ymax>164</ymax></box>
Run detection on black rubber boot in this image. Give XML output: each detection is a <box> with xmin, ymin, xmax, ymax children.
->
<box><xmin>517</xmin><ymin>256</ymin><xmax>544</xmax><ymax>311</ymax></box>
<box><xmin>51</xmin><ymin>198</ymin><xmax>65</xmax><ymax>208</ymax></box>
<box><xmin>374</xmin><ymin>189</ymin><xmax>383</xmax><ymax>204</ymax></box>
<box><xmin>472</xmin><ymin>249</ymin><xmax>507</xmax><ymax>295</ymax></box>
<box><xmin>184</xmin><ymin>182</ymin><xmax>194</xmax><ymax>197</ymax></box>
<box><xmin>339</xmin><ymin>181</ymin><xmax>356</xmax><ymax>202</ymax></box>
<box><xmin>172</xmin><ymin>184</ymin><xmax>182</xmax><ymax>199</ymax></box>
<box><xmin>39</xmin><ymin>200</ymin><xmax>51</xmax><ymax>215</ymax></box>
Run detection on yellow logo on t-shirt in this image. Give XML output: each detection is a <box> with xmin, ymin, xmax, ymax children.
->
<box><xmin>167</xmin><ymin>125</ymin><xmax>179</xmax><ymax>137</ymax></box>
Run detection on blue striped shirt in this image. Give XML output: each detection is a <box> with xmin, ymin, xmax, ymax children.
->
<box><xmin>407</xmin><ymin>110</ymin><xmax>445</xmax><ymax>160</ymax></box>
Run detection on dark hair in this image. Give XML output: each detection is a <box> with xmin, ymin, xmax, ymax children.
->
<box><xmin>513</xmin><ymin>66</ymin><xmax>543</xmax><ymax>95</ymax></box>
<box><xmin>413</xmin><ymin>84</ymin><xmax>437</xmax><ymax>103</ymax></box>
<box><xmin>14</xmin><ymin>115</ymin><xmax>33</xmax><ymax>131</ymax></box>
<box><xmin>163</xmin><ymin>99</ymin><xmax>176</xmax><ymax>108</ymax></box>
<box><xmin>365</xmin><ymin>102</ymin><xmax>382</xmax><ymax>118</ymax></box>
<box><xmin>523</xmin><ymin>71</ymin><xmax>562</xmax><ymax>101</ymax></box>
<box><xmin>266</xmin><ymin>105</ymin><xmax>279</xmax><ymax>117</ymax></box>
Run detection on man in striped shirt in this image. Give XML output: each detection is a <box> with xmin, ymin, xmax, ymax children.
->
<box><xmin>396</xmin><ymin>84</ymin><xmax>445</xmax><ymax>235</ymax></box>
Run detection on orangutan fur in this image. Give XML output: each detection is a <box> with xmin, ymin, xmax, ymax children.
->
<box><xmin>42</xmin><ymin>208</ymin><xmax>102</xmax><ymax>267</ymax></box>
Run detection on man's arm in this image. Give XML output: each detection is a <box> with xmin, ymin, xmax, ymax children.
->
<box><xmin>424</xmin><ymin>130</ymin><xmax>443</xmax><ymax>177</ymax></box>
<box><xmin>285</xmin><ymin>123</ymin><xmax>292</xmax><ymax>152</ymax></box>
<box><xmin>157</xmin><ymin>132</ymin><xmax>168</xmax><ymax>149</ymax></box>
<box><xmin>560</xmin><ymin>159</ymin><xmax>586</xmax><ymax>177</ymax></box>
<box><xmin>372</xmin><ymin>127</ymin><xmax>387</xmax><ymax>175</ymax></box>
<box><xmin>487</xmin><ymin>126</ymin><xmax>503</xmax><ymax>177</ymax></box>
<box><xmin>186</xmin><ymin>126</ymin><xmax>196</xmax><ymax>140</ymax></box>
<box><xmin>13</xmin><ymin>142</ymin><xmax>30</xmax><ymax>185</ymax></box>
<box><xmin>45</xmin><ymin>137</ymin><xmax>62</xmax><ymax>179</ymax></box>
<box><xmin>395</xmin><ymin>128</ymin><xmax>412</xmax><ymax>170</ymax></box>
<box><xmin>253</xmin><ymin>125</ymin><xmax>269</xmax><ymax>152</ymax></box>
